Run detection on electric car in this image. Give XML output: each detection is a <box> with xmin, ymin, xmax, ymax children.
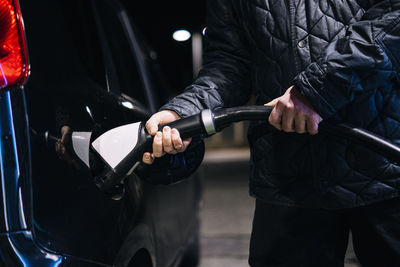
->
<box><xmin>0</xmin><ymin>0</ymin><xmax>202</xmax><ymax>266</ymax></box>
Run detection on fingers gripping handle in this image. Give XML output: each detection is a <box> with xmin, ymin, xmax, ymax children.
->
<box><xmin>153</xmin><ymin>105</ymin><xmax>400</xmax><ymax>164</ymax></box>
<box><xmin>97</xmin><ymin>105</ymin><xmax>400</xmax><ymax>192</ymax></box>
<box><xmin>157</xmin><ymin>106</ymin><xmax>274</xmax><ymax>138</ymax></box>
<box><xmin>158</xmin><ymin>105</ymin><xmax>400</xmax><ymax>164</ymax></box>
<box><xmin>158</xmin><ymin>110</ymin><xmax>216</xmax><ymax>139</ymax></box>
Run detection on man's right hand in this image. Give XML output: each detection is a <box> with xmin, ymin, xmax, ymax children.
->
<box><xmin>142</xmin><ymin>110</ymin><xmax>192</xmax><ymax>165</ymax></box>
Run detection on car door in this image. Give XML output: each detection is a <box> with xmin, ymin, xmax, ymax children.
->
<box><xmin>22</xmin><ymin>0</ymin><xmax>149</xmax><ymax>264</ymax></box>
<box><xmin>21</xmin><ymin>0</ymin><xmax>201</xmax><ymax>266</ymax></box>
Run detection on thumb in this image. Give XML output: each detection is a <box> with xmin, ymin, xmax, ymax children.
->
<box><xmin>60</xmin><ymin>126</ymin><xmax>71</xmax><ymax>144</ymax></box>
<box><xmin>145</xmin><ymin>114</ymin><xmax>161</xmax><ymax>136</ymax></box>
<box><xmin>265</xmin><ymin>98</ymin><xmax>278</xmax><ymax>107</ymax></box>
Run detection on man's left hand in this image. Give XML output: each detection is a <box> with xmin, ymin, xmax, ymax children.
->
<box><xmin>266</xmin><ymin>86</ymin><xmax>322</xmax><ymax>135</ymax></box>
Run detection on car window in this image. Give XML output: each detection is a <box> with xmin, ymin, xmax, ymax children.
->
<box><xmin>68</xmin><ymin>1</ymin><xmax>108</xmax><ymax>90</ymax></box>
<box><xmin>93</xmin><ymin>0</ymin><xmax>148</xmax><ymax>107</ymax></box>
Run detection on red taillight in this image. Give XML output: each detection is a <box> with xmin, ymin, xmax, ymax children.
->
<box><xmin>0</xmin><ymin>0</ymin><xmax>28</xmax><ymax>90</ymax></box>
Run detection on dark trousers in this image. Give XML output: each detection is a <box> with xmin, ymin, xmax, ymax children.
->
<box><xmin>249</xmin><ymin>198</ymin><xmax>400</xmax><ymax>267</ymax></box>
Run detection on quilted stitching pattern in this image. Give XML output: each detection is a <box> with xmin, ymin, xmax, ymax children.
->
<box><xmin>244</xmin><ymin>0</ymin><xmax>400</xmax><ymax>208</ymax></box>
<box><xmin>162</xmin><ymin>0</ymin><xmax>400</xmax><ymax>208</ymax></box>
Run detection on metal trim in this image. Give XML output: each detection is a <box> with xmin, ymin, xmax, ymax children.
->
<box><xmin>201</xmin><ymin>109</ymin><xmax>216</xmax><ymax>135</ymax></box>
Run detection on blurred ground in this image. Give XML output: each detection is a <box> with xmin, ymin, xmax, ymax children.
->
<box><xmin>198</xmin><ymin>148</ymin><xmax>361</xmax><ymax>267</ymax></box>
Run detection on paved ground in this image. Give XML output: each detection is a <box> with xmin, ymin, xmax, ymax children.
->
<box><xmin>198</xmin><ymin>149</ymin><xmax>361</xmax><ymax>267</ymax></box>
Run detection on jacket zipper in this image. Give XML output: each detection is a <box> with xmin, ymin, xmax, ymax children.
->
<box><xmin>286</xmin><ymin>0</ymin><xmax>302</xmax><ymax>76</ymax></box>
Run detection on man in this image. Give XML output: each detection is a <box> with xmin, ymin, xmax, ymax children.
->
<box><xmin>142</xmin><ymin>1</ymin><xmax>400</xmax><ymax>266</ymax></box>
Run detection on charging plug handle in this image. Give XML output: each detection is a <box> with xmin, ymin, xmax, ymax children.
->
<box><xmin>97</xmin><ymin>105</ymin><xmax>400</xmax><ymax>191</ymax></box>
<box><xmin>160</xmin><ymin>105</ymin><xmax>400</xmax><ymax>164</ymax></box>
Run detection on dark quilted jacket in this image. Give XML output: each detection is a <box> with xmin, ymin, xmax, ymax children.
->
<box><xmin>161</xmin><ymin>0</ymin><xmax>400</xmax><ymax>209</ymax></box>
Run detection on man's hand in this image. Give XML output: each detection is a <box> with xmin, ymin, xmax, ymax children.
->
<box><xmin>55</xmin><ymin>125</ymin><xmax>80</xmax><ymax>169</ymax></box>
<box><xmin>142</xmin><ymin>110</ymin><xmax>192</xmax><ymax>165</ymax></box>
<box><xmin>266</xmin><ymin>86</ymin><xmax>322</xmax><ymax>135</ymax></box>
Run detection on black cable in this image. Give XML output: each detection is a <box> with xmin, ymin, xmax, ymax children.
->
<box><xmin>96</xmin><ymin>105</ymin><xmax>400</xmax><ymax>191</ymax></box>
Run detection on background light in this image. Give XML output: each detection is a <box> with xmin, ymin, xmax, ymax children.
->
<box><xmin>172</xmin><ymin>29</ymin><xmax>191</xmax><ymax>42</ymax></box>
<box><xmin>121</xmin><ymin>101</ymin><xmax>134</xmax><ymax>110</ymax></box>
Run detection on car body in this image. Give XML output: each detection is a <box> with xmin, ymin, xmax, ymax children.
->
<box><xmin>0</xmin><ymin>0</ymin><xmax>202</xmax><ymax>266</ymax></box>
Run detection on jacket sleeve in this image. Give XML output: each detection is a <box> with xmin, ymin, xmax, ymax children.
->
<box><xmin>293</xmin><ymin>1</ymin><xmax>400</xmax><ymax>119</ymax></box>
<box><xmin>160</xmin><ymin>0</ymin><xmax>252</xmax><ymax>118</ymax></box>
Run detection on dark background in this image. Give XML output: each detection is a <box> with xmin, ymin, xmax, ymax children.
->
<box><xmin>123</xmin><ymin>1</ymin><xmax>207</xmax><ymax>96</ymax></box>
